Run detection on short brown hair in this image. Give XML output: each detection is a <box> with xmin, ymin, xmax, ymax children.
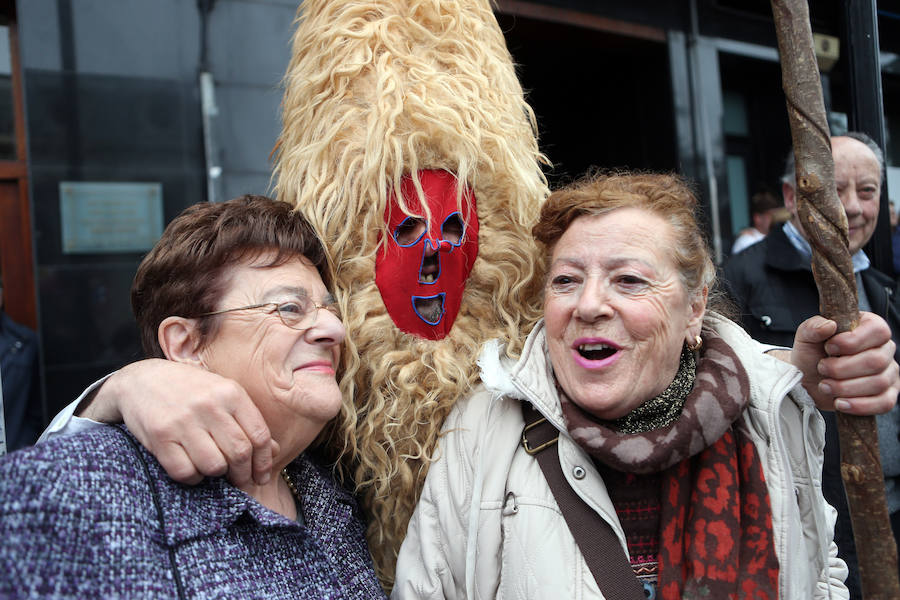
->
<box><xmin>533</xmin><ymin>172</ymin><xmax>715</xmax><ymax>299</ymax></box>
<box><xmin>131</xmin><ymin>195</ymin><xmax>332</xmax><ymax>358</ymax></box>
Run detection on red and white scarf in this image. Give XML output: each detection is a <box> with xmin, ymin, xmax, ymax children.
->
<box><xmin>560</xmin><ymin>328</ymin><xmax>780</xmax><ymax>599</ymax></box>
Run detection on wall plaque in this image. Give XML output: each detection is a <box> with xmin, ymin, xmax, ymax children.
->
<box><xmin>60</xmin><ymin>182</ymin><xmax>163</xmax><ymax>254</ymax></box>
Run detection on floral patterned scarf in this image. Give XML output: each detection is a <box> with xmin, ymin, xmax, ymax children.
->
<box><xmin>560</xmin><ymin>327</ymin><xmax>780</xmax><ymax>599</ymax></box>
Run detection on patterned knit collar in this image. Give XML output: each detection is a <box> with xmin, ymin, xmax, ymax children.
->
<box><xmin>559</xmin><ymin>326</ymin><xmax>751</xmax><ymax>474</ymax></box>
<box><xmin>596</xmin><ymin>345</ymin><xmax>696</xmax><ymax>434</ymax></box>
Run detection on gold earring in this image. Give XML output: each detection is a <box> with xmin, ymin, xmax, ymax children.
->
<box><xmin>687</xmin><ymin>335</ymin><xmax>702</xmax><ymax>351</ymax></box>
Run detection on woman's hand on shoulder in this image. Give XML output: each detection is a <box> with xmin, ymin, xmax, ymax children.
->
<box><xmin>87</xmin><ymin>359</ymin><xmax>276</xmax><ymax>486</ymax></box>
<box><xmin>790</xmin><ymin>312</ymin><xmax>899</xmax><ymax>414</ymax></box>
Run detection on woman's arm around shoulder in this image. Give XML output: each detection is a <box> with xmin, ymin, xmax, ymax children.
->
<box><xmin>40</xmin><ymin>359</ymin><xmax>275</xmax><ymax>488</ymax></box>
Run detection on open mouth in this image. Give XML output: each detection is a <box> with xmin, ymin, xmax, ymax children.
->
<box><xmin>576</xmin><ymin>343</ymin><xmax>618</xmax><ymax>361</ymax></box>
<box><xmin>419</xmin><ymin>253</ymin><xmax>439</xmax><ymax>283</ymax></box>
<box><xmin>413</xmin><ymin>294</ymin><xmax>445</xmax><ymax>324</ymax></box>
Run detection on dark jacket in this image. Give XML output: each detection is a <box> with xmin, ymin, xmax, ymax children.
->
<box><xmin>0</xmin><ymin>425</ymin><xmax>386</xmax><ymax>599</ymax></box>
<box><xmin>0</xmin><ymin>311</ymin><xmax>41</xmax><ymax>451</ymax></box>
<box><xmin>723</xmin><ymin>224</ymin><xmax>900</xmax><ymax>352</ymax></box>
<box><xmin>723</xmin><ymin>223</ymin><xmax>900</xmax><ymax>599</ymax></box>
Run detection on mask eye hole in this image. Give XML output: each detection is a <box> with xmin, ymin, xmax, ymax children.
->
<box><xmin>442</xmin><ymin>214</ymin><xmax>464</xmax><ymax>245</ymax></box>
<box><xmin>395</xmin><ymin>217</ymin><xmax>426</xmax><ymax>246</ymax></box>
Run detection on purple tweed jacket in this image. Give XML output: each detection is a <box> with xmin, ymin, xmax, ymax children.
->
<box><xmin>0</xmin><ymin>425</ymin><xmax>386</xmax><ymax>599</ymax></box>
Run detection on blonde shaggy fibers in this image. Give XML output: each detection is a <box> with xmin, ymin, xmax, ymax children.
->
<box><xmin>273</xmin><ymin>0</ymin><xmax>548</xmax><ymax>586</ymax></box>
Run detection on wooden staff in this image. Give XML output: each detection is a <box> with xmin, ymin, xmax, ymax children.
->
<box><xmin>770</xmin><ymin>1</ymin><xmax>900</xmax><ymax>597</ymax></box>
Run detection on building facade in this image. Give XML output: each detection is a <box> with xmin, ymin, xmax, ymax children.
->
<box><xmin>2</xmin><ymin>0</ymin><xmax>898</xmax><ymax>440</ymax></box>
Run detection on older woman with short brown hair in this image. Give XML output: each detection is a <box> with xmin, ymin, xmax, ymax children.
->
<box><xmin>394</xmin><ymin>172</ymin><xmax>850</xmax><ymax>599</ymax></box>
<box><xmin>0</xmin><ymin>195</ymin><xmax>385</xmax><ymax>599</ymax></box>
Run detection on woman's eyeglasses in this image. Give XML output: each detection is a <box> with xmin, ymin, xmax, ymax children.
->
<box><xmin>196</xmin><ymin>297</ymin><xmax>340</xmax><ymax>331</ymax></box>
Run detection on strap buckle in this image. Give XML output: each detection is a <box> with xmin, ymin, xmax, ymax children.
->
<box><xmin>521</xmin><ymin>417</ymin><xmax>559</xmax><ymax>455</ymax></box>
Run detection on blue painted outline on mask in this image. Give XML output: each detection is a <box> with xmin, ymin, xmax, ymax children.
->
<box><xmin>394</xmin><ymin>211</ymin><xmax>469</xmax><ymax>285</ymax></box>
<box><xmin>418</xmin><ymin>241</ymin><xmax>441</xmax><ymax>285</ymax></box>
<box><xmin>411</xmin><ymin>293</ymin><xmax>446</xmax><ymax>325</ymax></box>
<box><xmin>441</xmin><ymin>212</ymin><xmax>466</xmax><ymax>247</ymax></box>
<box><xmin>394</xmin><ymin>212</ymin><xmax>467</xmax><ymax>248</ymax></box>
<box><xmin>394</xmin><ymin>216</ymin><xmax>427</xmax><ymax>247</ymax></box>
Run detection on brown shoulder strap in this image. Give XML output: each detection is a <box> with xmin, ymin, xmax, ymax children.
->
<box><xmin>521</xmin><ymin>402</ymin><xmax>645</xmax><ymax>600</ymax></box>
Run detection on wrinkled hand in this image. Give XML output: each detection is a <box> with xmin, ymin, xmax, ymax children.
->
<box><xmin>86</xmin><ymin>359</ymin><xmax>277</xmax><ymax>486</ymax></box>
<box><xmin>790</xmin><ymin>312</ymin><xmax>899</xmax><ymax>414</ymax></box>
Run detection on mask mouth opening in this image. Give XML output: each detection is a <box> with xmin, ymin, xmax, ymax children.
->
<box><xmin>419</xmin><ymin>252</ymin><xmax>440</xmax><ymax>284</ymax></box>
<box><xmin>413</xmin><ymin>294</ymin><xmax>445</xmax><ymax>325</ymax></box>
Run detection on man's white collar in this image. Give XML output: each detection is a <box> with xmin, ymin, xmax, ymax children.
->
<box><xmin>783</xmin><ymin>221</ymin><xmax>870</xmax><ymax>273</ymax></box>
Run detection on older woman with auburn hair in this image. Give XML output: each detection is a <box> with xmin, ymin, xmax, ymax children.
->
<box><xmin>393</xmin><ymin>172</ymin><xmax>854</xmax><ymax>599</ymax></box>
<box><xmin>0</xmin><ymin>196</ymin><xmax>385</xmax><ymax>599</ymax></box>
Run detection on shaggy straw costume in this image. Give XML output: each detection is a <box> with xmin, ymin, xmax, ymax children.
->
<box><xmin>273</xmin><ymin>0</ymin><xmax>548</xmax><ymax>586</ymax></box>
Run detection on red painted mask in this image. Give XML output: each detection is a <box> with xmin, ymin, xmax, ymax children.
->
<box><xmin>375</xmin><ymin>169</ymin><xmax>479</xmax><ymax>340</ymax></box>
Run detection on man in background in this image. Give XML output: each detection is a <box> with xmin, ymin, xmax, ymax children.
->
<box><xmin>723</xmin><ymin>132</ymin><xmax>900</xmax><ymax>599</ymax></box>
<box><xmin>731</xmin><ymin>190</ymin><xmax>790</xmax><ymax>255</ymax></box>
<box><xmin>0</xmin><ymin>274</ymin><xmax>41</xmax><ymax>452</ymax></box>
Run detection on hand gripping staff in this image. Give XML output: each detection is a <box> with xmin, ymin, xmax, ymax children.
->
<box><xmin>770</xmin><ymin>1</ymin><xmax>900</xmax><ymax>597</ymax></box>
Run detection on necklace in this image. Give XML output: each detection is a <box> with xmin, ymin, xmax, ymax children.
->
<box><xmin>280</xmin><ymin>468</ymin><xmax>302</xmax><ymax>503</ymax></box>
<box><xmin>599</xmin><ymin>344</ymin><xmax>696</xmax><ymax>434</ymax></box>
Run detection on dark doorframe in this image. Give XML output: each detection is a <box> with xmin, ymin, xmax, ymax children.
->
<box><xmin>0</xmin><ymin>2</ymin><xmax>35</xmax><ymax>328</ymax></box>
